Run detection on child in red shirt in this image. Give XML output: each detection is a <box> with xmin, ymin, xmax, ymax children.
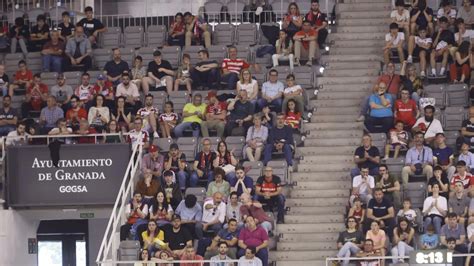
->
<box><xmin>284</xmin><ymin>99</ymin><xmax>302</xmax><ymax>130</ymax></box>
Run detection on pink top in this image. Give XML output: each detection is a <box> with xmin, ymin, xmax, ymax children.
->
<box><xmin>366</xmin><ymin>229</ymin><xmax>386</xmax><ymax>250</ymax></box>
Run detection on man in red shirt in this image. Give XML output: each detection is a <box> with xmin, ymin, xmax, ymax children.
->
<box><xmin>304</xmin><ymin>0</ymin><xmax>329</xmax><ymax>49</ymax></box>
<box><xmin>450</xmin><ymin>161</ymin><xmax>474</xmax><ymax>196</ymax></box>
<box><xmin>255</xmin><ymin>166</ymin><xmax>285</xmax><ymax>224</ymax></box>
<box><xmin>293</xmin><ymin>21</ymin><xmax>318</xmax><ymax>66</ymax></box>
<box><xmin>9</xmin><ymin>59</ymin><xmax>33</xmax><ymax>96</ymax></box>
<box><xmin>65</xmin><ymin>95</ymin><xmax>87</xmax><ymax>130</ymax></box>
<box><xmin>201</xmin><ymin>90</ymin><xmax>227</xmax><ymax>138</ymax></box>
<box><xmin>21</xmin><ymin>73</ymin><xmax>48</xmax><ymax>118</ymax></box>
<box><xmin>221</xmin><ymin>46</ymin><xmax>250</xmax><ymax>90</ymax></box>
<box><xmin>378</xmin><ymin>62</ymin><xmax>401</xmax><ymax>97</ymax></box>
<box><xmin>394</xmin><ymin>87</ymin><xmax>419</xmax><ymax>129</ymax></box>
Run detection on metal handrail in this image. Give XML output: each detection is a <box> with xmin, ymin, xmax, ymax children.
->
<box><xmin>326</xmin><ymin>252</ymin><xmax>474</xmax><ymax>265</ymax></box>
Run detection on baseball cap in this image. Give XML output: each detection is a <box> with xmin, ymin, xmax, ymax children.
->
<box><xmin>97</xmin><ymin>74</ymin><xmax>106</xmax><ymax>80</ymax></box>
<box><xmin>149</xmin><ymin>145</ymin><xmax>159</xmax><ymax>153</ymax></box>
<box><xmin>206</xmin><ymin>90</ymin><xmax>217</xmax><ymax>100</ymax></box>
<box><xmin>170</xmin><ymin>143</ymin><xmax>179</xmax><ymax>150</ymax></box>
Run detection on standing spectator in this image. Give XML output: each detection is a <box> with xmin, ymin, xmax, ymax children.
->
<box><xmin>29</xmin><ymin>14</ymin><xmax>50</xmax><ymax>52</ymax></box>
<box><xmin>201</xmin><ymin>91</ymin><xmax>227</xmax><ymax>138</ymax></box>
<box><xmin>141</xmin><ymin>144</ymin><xmax>164</xmax><ymax>179</ymax></box>
<box><xmin>39</xmin><ymin>96</ymin><xmax>64</xmax><ymax>134</ymax></box>
<box><xmin>74</xmin><ymin>73</ymin><xmax>94</xmax><ymax>109</ymax></box>
<box><xmin>57</xmin><ymin>11</ymin><xmax>74</xmax><ymax>41</ymax></box>
<box><xmin>263</xmin><ymin>113</ymin><xmax>294</xmax><ymax>167</ymax></box>
<box><xmin>164</xmin><ymin>143</ymin><xmax>187</xmax><ymax>190</ymax></box>
<box><xmin>87</xmin><ymin>95</ymin><xmax>110</xmax><ymax>132</ymax></box>
<box><xmin>391</xmin><ymin>0</ymin><xmax>410</xmax><ymax>37</ymax></box>
<box><xmin>462</xmin><ymin>106</ymin><xmax>474</xmax><ymax>148</ymax></box>
<box><xmin>116</xmin><ymin>73</ymin><xmax>141</xmax><ymax>113</ymax></box>
<box><xmin>161</xmin><ymin>170</ymin><xmax>183</xmax><ymax>210</ymax></box>
<box><xmin>378</xmin><ymin>62</ymin><xmax>401</xmax><ymax>99</ymax></box>
<box><xmin>131</xmin><ymin>56</ymin><xmax>147</xmax><ymax>92</ymax></box>
<box><xmin>213</xmin><ymin>141</ymin><xmax>238</xmax><ymax>181</ymax></box>
<box><xmin>238</xmin><ymin>247</ymin><xmax>263</xmax><ymax>266</ymax></box>
<box><xmin>394</xmin><ymin>88</ymin><xmax>418</xmax><ymax>129</ymax></box>
<box><xmin>104</xmin><ymin>48</ymin><xmax>130</xmax><ymax>86</ymax></box>
<box><xmin>410</xmin><ymin>0</ymin><xmax>434</xmax><ymax>35</ymax></box>
<box><xmin>174</xmin><ymin>54</ymin><xmax>192</xmax><ymax>93</ymax></box>
<box><xmin>245</xmin><ymin>115</ymin><xmax>268</xmax><ymax>162</ymax></box>
<box><xmin>272</xmin><ymin>30</ymin><xmax>294</xmax><ymax>70</ymax></box>
<box><xmin>450</xmin><ymin>161</ymin><xmax>474</xmax><ymax>195</ymax></box>
<box><xmin>450</xmin><ymin>41</ymin><xmax>471</xmax><ymax>83</ymax></box>
<box><xmin>293</xmin><ymin>21</ymin><xmax>318</xmax><ymax>67</ymax></box>
<box><xmin>240</xmin><ymin>193</ymin><xmax>273</xmax><ymax>233</ymax></box>
<box><xmin>238</xmin><ymin>216</ymin><xmax>269</xmax><ymax>266</ymax></box>
<box><xmin>429</xmin><ymin>16</ymin><xmax>455</xmax><ymax>77</ymax></box>
<box><xmin>282</xmin><ymin>74</ymin><xmax>304</xmax><ymax>114</ymax></box>
<box><xmin>376</xmin><ymin>164</ymin><xmax>401</xmax><ymax>209</ymax></box>
<box><xmin>351</xmin><ymin>134</ymin><xmax>380</xmax><ymax>178</ymax></box>
<box><xmin>384</xmin><ymin>121</ymin><xmax>409</xmax><ymax>160</ymax></box>
<box><xmin>174</xmin><ymin>93</ymin><xmax>206</xmax><ymax>138</ymax></box>
<box><xmin>10</xmin><ymin>17</ymin><xmax>29</xmax><ymax>54</ymax></box>
<box><xmin>384</xmin><ymin>23</ymin><xmax>405</xmax><ymax>66</ymax></box>
<box><xmin>207</xmin><ymin>167</ymin><xmax>231</xmax><ymax>199</ymax></box>
<box><xmin>0</xmin><ymin>95</ymin><xmax>17</xmax><ymax>136</ymax></box>
<box><xmin>21</xmin><ymin>74</ymin><xmax>48</xmax><ymax>119</ymax></box>
<box><xmin>365</xmin><ymin>81</ymin><xmax>394</xmax><ymax>133</ymax></box>
<box><xmin>440</xmin><ymin>213</ymin><xmax>467</xmax><ymax>250</ymax></box>
<box><xmin>65</xmin><ymin>96</ymin><xmax>87</xmax><ymax>130</ymax></box>
<box><xmin>183</xmin><ymin>12</ymin><xmax>211</xmax><ymax>48</ymax></box>
<box><xmin>237</xmin><ymin>69</ymin><xmax>258</xmax><ymax>106</ymax></box>
<box><xmin>159</xmin><ymin>101</ymin><xmax>178</xmax><ymax>139</ymax></box>
<box><xmin>255</xmin><ymin>166</ymin><xmax>285</xmax><ymax>224</ymax></box>
<box><xmin>422</xmin><ymin>183</ymin><xmax>447</xmax><ymax>234</ymax></box>
<box><xmin>282</xmin><ymin>3</ymin><xmax>303</xmax><ymax>39</ymax></box>
<box><xmin>448</xmin><ymin>181</ymin><xmax>470</xmax><ymax>225</ymax></box>
<box><xmin>258</xmin><ymin>69</ymin><xmax>284</xmax><ymax>112</ymax></box>
<box><xmin>335</xmin><ymin>217</ymin><xmax>364</xmax><ymax>266</ymax></box>
<box><xmin>5</xmin><ymin>121</ymin><xmax>29</xmax><ymax>146</ymax></box>
<box><xmin>196</xmin><ymin>192</ymin><xmax>226</xmax><ymax>239</ymax></box>
<box><xmin>9</xmin><ymin>60</ymin><xmax>32</xmax><ymax>96</ymax></box>
<box><xmin>433</xmin><ymin>133</ymin><xmax>456</xmax><ymax>180</ymax></box>
<box><xmin>41</xmin><ymin>30</ymin><xmax>65</xmax><ymax>73</ymax></box>
<box><xmin>400</xmin><ymin>61</ymin><xmax>424</xmax><ymax>103</ymax></box>
<box><xmin>412</xmin><ymin>105</ymin><xmax>443</xmax><ymax>145</ymax></box>
<box><xmin>168</xmin><ymin>13</ymin><xmax>185</xmax><ymax>46</ymax></box>
<box><xmin>229</xmin><ymin>166</ymin><xmax>254</xmax><ymax>197</ymax></box>
<box><xmin>365</xmin><ymin>220</ymin><xmax>387</xmax><ymax>259</ymax></box>
<box><xmin>76</xmin><ymin>6</ymin><xmax>107</xmax><ymax>46</ymax></box>
<box><xmin>366</xmin><ymin>189</ymin><xmax>395</xmax><ymax>239</ymax></box>
<box><xmin>304</xmin><ymin>0</ymin><xmax>328</xmax><ymax>48</ymax></box>
<box><xmin>164</xmin><ymin>214</ymin><xmax>193</xmax><ymax>259</ymax></box>
<box><xmin>174</xmin><ymin>195</ymin><xmax>202</xmax><ymax>239</ymax></box>
<box><xmin>407</xmin><ymin>26</ymin><xmax>432</xmax><ymax>77</ymax></box>
<box><xmin>120</xmin><ymin>191</ymin><xmax>149</xmax><ymax>241</ymax></box>
<box><xmin>221</xmin><ymin>46</ymin><xmax>250</xmax><ymax>90</ymax></box>
<box><xmin>191</xmin><ymin>138</ymin><xmax>216</xmax><ymax>186</ymax></box>
<box><xmin>65</xmin><ymin>26</ymin><xmax>92</xmax><ymax>72</ymax></box>
<box><xmin>190</xmin><ymin>49</ymin><xmax>220</xmax><ymax>90</ymax></box>
<box><xmin>225</xmin><ymin>90</ymin><xmax>255</xmax><ymax>136</ymax></box>
<box><xmin>458</xmin><ymin>0</ymin><xmax>474</xmax><ymax>26</ymax></box>
<box><xmin>350</xmin><ymin>166</ymin><xmax>375</xmax><ymax>207</ymax></box>
<box><xmin>127</xmin><ymin>117</ymin><xmax>149</xmax><ymax>150</ymax></box>
<box><xmin>391</xmin><ymin>217</ymin><xmax>415</xmax><ymax>264</ymax></box>
<box><xmin>136</xmin><ymin>94</ymin><xmax>159</xmax><ymax>138</ymax></box>
<box><xmin>402</xmin><ymin>132</ymin><xmax>434</xmax><ymax>185</ymax></box>
<box><xmin>142</xmin><ymin>50</ymin><xmax>174</xmax><ymax>95</ymax></box>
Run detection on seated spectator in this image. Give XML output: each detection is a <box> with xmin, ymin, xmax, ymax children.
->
<box><xmin>180</xmin><ymin>246</ymin><xmax>203</xmax><ymax>264</ymax></box>
<box><xmin>65</xmin><ymin>25</ymin><xmax>92</xmax><ymax>72</ymax></box>
<box><xmin>238</xmin><ymin>216</ymin><xmax>269</xmax><ymax>266</ymax></box>
<box><xmin>459</xmin><ymin>142</ymin><xmax>474</xmax><ymax>173</ymax></box>
<box><xmin>141</xmin><ymin>220</ymin><xmax>167</xmax><ymax>257</ymax></box>
<box><xmin>221</xmin><ymin>46</ymin><xmax>250</xmax><ymax>90</ymax></box>
<box><xmin>391</xmin><ymin>217</ymin><xmax>415</xmax><ymax>264</ymax></box>
<box><xmin>48</xmin><ymin>118</ymin><xmax>73</xmax><ymax>139</ymax></box>
<box><xmin>112</xmin><ymin>96</ymin><xmax>131</xmax><ymax>132</ymax></box>
<box><xmin>440</xmin><ymin>213</ymin><xmax>467</xmax><ymax>252</ymax></box>
<box><xmin>196</xmin><ymin>192</ymin><xmax>226</xmax><ymax>239</ymax></box>
<box><xmin>159</xmin><ymin>101</ymin><xmax>178</xmax><ymax>139</ymax></box>
<box><xmin>213</xmin><ymin>141</ymin><xmax>238</xmax><ymax>181</ymax></box>
<box><xmin>366</xmin><ymin>189</ymin><xmax>395</xmax><ymax>239</ymax></box>
<box><xmin>412</xmin><ymin>105</ymin><xmax>443</xmax><ymax>145</ymax></box>
<box><xmin>458</xmin><ymin>0</ymin><xmax>474</xmax><ymax>26</ymax></box>
<box><xmin>50</xmin><ymin>74</ymin><xmax>73</xmax><ymax>112</ymax></box>
<box><xmin>437</xmin><ymin>0</ymin><xmax>456</xmax><ymax>27</ymax></box>
<box><xmin>348</xmin><ymin>198</ymin><xmax>365</xmax><ymax>224</ymax></box>
<box><xmin>104</xmin><ymin>120</ymin><xmax>122</xmax><ymax>143</ymax></box>
<box><xmin>244</xmin><ymin>115</ymin><xmax>268</xmax><ymax>162</ymax></box>
<box><xmin>149</xmin><ymin>191</ymin><xmax>174</xmax><ymax>227</ymax></box>
<box><xmin>21</xmin><ymin>73</ymin><xmax>48</xmax><ymax>118</ymax></box>
<box><xmin>238</xmin><ymin>247</ymin><xmax>263</xmax><ymax>266</ymax></box>
<box><xmin>410</xmin><ymin>0</ymin><xmax>434</xmax><ymax>35</ymax></box>
<box><xmin>365</xmin><ymin>81</ymin><xmax>394</xmax><ymax>133</ymax></box>
<box><xmin>154</xmin><ymin>250</ymin><xmax>173</xmax><ymax>263</ymax></box>
<box><xmin>402</xmin><ymin>131</ymin><xmax>434</xmax><ymax>185</ymax></box>
<box><xmin>282</xmin><ymin>3</ymin><xmax>303</xmax><ymax>39</ymax></box>
<box><xmin>10</xmin><ymin>17</ymin><xmax>29</xmax><ymax>54</ymax></box>
<box><xmin>284</xmin><ymin>99</ymin><xmax>302</xmax><ymax>130</ymax></box>
<box><xmin>378</xmin><ymin>61</ymin><xmax>401</xmax><ymax>99</ymax></box>
<box><xmin>57</xmin><ymin>11</ymin><xmax>74</xmax><ymax>41</ymax></box>
<box><xmin>174</xmin><ymin>93</ymin><xmax>206</xmax><ymax>138</ymax></box>
<box><xmin>462</xmin><ymin>106</ymin><xmax>474</xmax><ymax>149</ymax></box>
<box><xmin>41</xmin><ymin>30</ymin><xmax>64</xmax><ymax>73</ymax></box>
<box><xmin>400</xmin><ymin>61</ymin><xmax>423</xmax><ymax>103</ymax></box>
<box><xmin>76</xmin><ymin>6</ymin><xmax>107</xmax><ymax>45</ymax></box>
<box><xmin>255</xmin><ymin>166</ymin><xmax>285</xmax><ymax>224</ymax></box>
<box><xmin>230</xmin><ymin>166</ymin><xmax>254</xmax><ymax>197</ymax></box>
<box><xmin>433</xmin><ymin>133</ymin><xmax>456</xmax><ymax>180</ymax></box>
<box><xmin>446</xmin><ymin>237</ymin><xmax>467</xmax><ymax>265</ymax></box>
<box><xmin>420</xmin><ymin>224</ymin><xmax>439</xmax><ymax>250</ymax></box>
<box><xmin>428</xmin><ymin>165</ymin><xmax>450</xmax><ymax>198</ymax></box>
<box><xmin>384</xmin><ymin>23</ymin><xmax>405</xmax><ymax>65</ymax></box>
<box><xmin>104</xmin><ymin>48</ymin><xmax>130</xmax><ymax>86</ymax></box>
<box><xmin>394</xmin><ymin>88</ymin><xmax>418</xmax><ymax>130</ymax></box>
<box><xmin>202</xmin><ymin>218</ymin><xmax>239</xmax><ymax>259</ymax></box>
<box><xmin>142</xmin><ymin>50</ymin><xmax>175</xmax><ymax>95</ymax></box>
<box><xmin>450</xmin><ymin>41</ymin><xmax>471</xmax><ymax>83</ymax></box>
<box><xmin>282</xmin><ymin>74</ymin><xmax>304</xmax><ymax>114</ymax></box>
<box><xmin>355</xmin><ymin>239</ymin><xmax>382</xmax><ymax>265</ymax></box>
<box><xmin>448</xmin><ymin>181</ymin><xmax>470</xmax><ymax>225</ymax></box>
<box><xmin>209</xmin><ymin>242</ymin><xmax>233</xmax><ymax>265</ymax></box>
<box><xmin>376</xmin><ymin>164</ymin><xmax>401</xmax><ymax>209</ymax></box>
<box><xmin>175</xmin><ymin>195</ymin><xmax>202</xmax><ymax>239</ymax></box>
<box><xmin>127</xmin><ymin>117</ymin><xmax>149</xmax><ymax>149</ymax></box>
<box><xmin>451</xmin><ymin>161</ymin><xmax>474</xmax><ymax>195</ymax></box>
<box><xmin>226</xmin><ymin>192</ymin><xmax>243</xmax><ymax>227</ymax></box>
<box><xmin>225</xmin><ymin>90</ymin><xmax>255</xmax><ymax>136</ymax></box>
<box><xmin>75</xmin><ymin>119</ymin><xmax>97</xmax><ymax>144</ymax></box>
<box><xmin>351</xmin><ymin>134</ymin><xmax>380</xmax><ymax>177</ymax></box>
<box><xmin>66</xmin><ymin>96</ymin><xmax>87</xmax><ymax>131</ymax></box>
<box><xmin>191</xmin><ymin>138</ymin><xmax>216</xmax><ymax>186</ymax></box>
<box><xmin>397</xmin><ymin>198</ymin><xmax>417</xmax><ymax>227</ymax></box>
<box><xmin>116</xmin><ymin>72</ymin><xmax>142</xmax><ymax>113</ymax></box>
<box><xmin>272</xmin><ymin>30</ymin><xmax>294</xmax><ymax>70</ymax></box>
<box><xmin>207</xmin><ymin>167</ymin><xmax>231</xmax><ymax>199</ymax></box>
<box><xmin>74</xmin><ymin>73</ymin><xmax>94</xmax><ymax>110</ymax></box>
<box><xmin>39</xmin><ymin>96</ymin><xmax>64</xmax><ymax>134</ymax></box>
<box><xmin>261</xmin><ymin>106</ymin><xmax>274</xmax><ymax>129</ymax></box>
<box><xmin>161</xmin><ymin>170</ymin><xmax>183</xmax><ymax>210</ymax></box>
<box><xmin>391</xmin><ymin>0</ymin><xmax>410</xmax><ymax>37</ymax></box>
<box><xmin>164</xmin><ymin>143</ymin><xmax>187</xmax><ymax>191</ymax></box>
<box><xmin>141</xmin><ymin>144</ymin><xmax>164</xmax><ymax>179</ymax></box>
<box><xmin>335</xmin><ymin>216</ymin><xmax>364</xmax><ymax>266</ymax></box>
<box><xmin>174</xmin><ymin>53</ymin><xmax>192</xmax><ymax>93</ymax></box>
<box><xmin>304</xmin><ymin>0</ymin><xmax>328</xmax><ymax>49</ymax></box>
<box><xmin>88</xmin><ymin>95</ymin><xmax>110</xmax><ymax>132</ymax></box>
<box><xmin>237</xmin><ymin>69</ymin><xmax>258</xmax><ymax>106</ymax></box>
<box><xmin>9</xmin><ymin>60</ymin><xmax>33</xmax><ymax>97</ymax></box>
<box><xmin>184</xmin><ymin>12</ymin><xmax>211</xmax><ymax>48</ymax></box>
<box><xmin>131</xmin><ymin>55</ymin><xmax>147</xmax><ymax>92</ymax></box>
<box><xmin>0</xmin><ymin>95</ymin><xmax>17</xmax><ymax>136</ymax></box>
<box><xmin>92</xmin><ymin>74</ymin><xmax>114</xmax><ymax>109</ymax></box>
<box><xmin>384</xmin><ymin>121</ymin><xmax>409</xmax><ymax>160</ymax></box>
<box><xmin>5</xmin><ymin>121</ymin><xmax>29</xmax><ymax>146</ymax></box>
<box><xmin>164</xmin><ymin>214</ymin><xmax>193</xmax><ymax>259</ymax></box>
<box><xmin>168</xmin><ymin>12</ymin><xmax>185</xmax><ymax>46</ymax></box>
<box><xmin>137</xmin><ymin>94</ymin><xmax>159</xmax><ymax>138</ymax></box>
<box><xmin>240</xmin><ymin>193</ymin><xmax>273</xmax><ymax>233</ymax></box>
<box><xmin>422</xmin><ymin>183</ymin><xmax>447</xmax><ymax>234</ymax></box>
<box><xmin>258</xmin><ymin>69</ymin><xmax>284</xmax><ymax>113</ymax></box>
<box><xmin>120</xmin><ymin>191</ymin><xmax>149</xmax><ymax>241</ymax></box>
<box><xmin>0</xmin><ymin>65</ymin><xmax>9</xmax><ymax>96</ymax></box>
<box><xmin>201</xmin><ymin>90</ymin><xmax>227</xmax><ymax>138</ymax></box>
<box><xmin>190</xmin><ymin>49</ymin><xmax>220</xmax><ymax>90</ymax></box>
<box><xmin>350</xmin><ymin>166</ymin><xmax>375</xmax><ymax>207</ymax></box>
<box><xmin>293</xmin><ymin>20</ymin><xmax>318</xmax><ymax>66</ymax></box>
<box><xmin>29</xmin><ymin>14</ymin><xmax>49</xmax><ymax>52</ymax></box>
<box><xmin>365</xmin><ymin>220</ymin><xmax>387</xmax><ymax>259</ymax></box>
<box><xmin>407</xmin><ymin>27</ymin><xmax>432</xmax><ymax>77</ymax></box>
<box><xmin>429</xmin><ymin>16</ymin><xmax>455</xmax><ymax>77</ymax></box>
<box><xmin>455</xmin><ymin>18</ymin><xmax>474</xmax><ymax>46</ymax></box>
<box><xmin>263</xmin><ymin>113</ymin><xmax>294</xmax><ymax>167</ymax></box>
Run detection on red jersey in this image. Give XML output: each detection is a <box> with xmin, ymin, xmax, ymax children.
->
<box><xmin>15</xmin><ymin>70</ymin><xmax>33</xmax><ymax>82</ymax></box>
<box><xmin>221</xmin><ymin>58</ymin><xmax>250</xmax><ymax>74</ymax></box>
<box><xmin>451</xmin><ymin>172</ymin><xmax>474</xmax><ymax>189</ymax></box>
<box><xmin>66</xmin><ymin>108</ymin><xmax>88</xmax><ymax>125</ymax></box>
<box><xmin>159</xmin><ymin>112</ymin><xmax>178</xmax><ymax>123</ymax></box>
<box><xmin>256</xmin><ymin>175</ymin><xmax>281</xmax><ymax>193</ymax></box>
<box><xmin>93</xmin><ymin>81</ymin><xmax>114</xmax><ymax>98</ymax></box>
<box><xmin>206</xmin><ymin>102</ymin><xmax>227</xmax><ymax>121</ymax></box>
<box><xmin>77</xmin><ymin>127</ymin><xmax>97</xmax><ymax>144</ymax></box>
<box><xmin>27</xmin><ymin>83</ymin><xmax>48</xmax><ymax>111</ymax></box>
<box><xmin>394</xmin><ymin>99</ymin><xmax>417</xmax><ymax>127</ymax></box>
<box><xmin>378</xmin><ymin>74</ymin><xmax>401</xmax><ymax>95</ymax></box>
<box><xmin>294</xmin><ymin>29</ymin><xmax>318</xmax><ymax>49</ymax></box>
<box><xmin>285</xmin><ymin>111</ymin><xmax>302</xmax><ymax>129</ymax></box>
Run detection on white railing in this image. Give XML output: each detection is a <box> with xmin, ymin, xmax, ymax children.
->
<box><xmin>325</xmin><ymin>252</ymin><xmax>474</xmax><ymax>265</ymax></box>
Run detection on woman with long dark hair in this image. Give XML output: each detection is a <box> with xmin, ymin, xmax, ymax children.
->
<box><xmin>391</xmin><ymin>217</ymin><xmax>415</xmax><ymax>264</ymax></box>
<box><xmin>213</xmin><ymin>140</ymin><xmax>238</xmax><ymax>180</ymax></box>
<box><xmin>272</xmin><ymin>30</ymin><xmax>294</xmax><ymax>70</ymax></box>
<box><xmin>282</xmin><ymin>2</ymin><xmax>302</xmax><ymax>39</ymax></box>
<box><xmin>450</xmin><ymin>40</ymin><xmax>471</xmax><ymax>83</ymax></box>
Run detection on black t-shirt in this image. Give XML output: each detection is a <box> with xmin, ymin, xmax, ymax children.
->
<box><xmin>194</xmin><ymin>151</ymin><xmax>216</xmax><ymax>172</ymax></box>
<box><xmin>57</xmin><ymin>22</ymin><xmax>74</xmax><ymax>37</ymax></box>
<box><xmin>376</xmin><ymin>175</ymin><xmax>397</xmax><ymax>191</ymax></box>
<box><xmin>368</xmin><ymin>197</ymin><xmax>393</xmax><ymax>218</ymax></box>
<box><xmin>31</xmin><ymin>24</ymin><xmax>50</xmax><ymax>36</ymax></box>
<box><xmin>354</xmin><ymin>146</ymin><xmax>380</xmax><ymax>170</ymax></box>
<box><xmin>0</xmin><ymin>73</ymin><xmax>10</xmax><ymax>84</ymax></box>
<box><xmin>164</xmin><ymin>227</ymin><xmax>192</xmax><ymax>251</ymax></box>
<box><xmin>410</xmin><ymin>7</ymin><xmax>434</xmax><ymax>26</ymax></box>
<box><xmin>229</xmin><ymin>100</ymin><xmax>255</xmax><ymax>121</ymax></box>
<box><xmin>462</xmin><ymin>119</ymin><xmax>474</xmax><ymax>133</ymax></box>
<box><xmin>428</xmin><ymin>176</ymin><xmax>450</xmax><ymax>198</ymax></box>
<box><xmin>148</xmin><ymin>60</ymin><xmax>173</xmax><ymax>79</ymax></box>
<box><xmin>0</xmin><ymin>107</ymin><xmax>17</xmax><ymax>121</ymax></box>
<box><xmin>10</xmin><ymin>25</ymin><xmax>30</xmax><ymax>39</ymax></box>
<box><xmin>164</xmin><ymin>153</ymin><xmax>186</xmax><ymax>173</ymax></box>
<box><xmin>196</xmin><ymin>60</ymin><xmax>218</xmax><ymax>68</ymax></box>
<box><xmin>104</xmin><ymin>60</ymin><xmax>129</xmax><ymax>78</ymax></box>
<box><xmin>77</xmin><ymin>18</ymin><xmax>104</xmax><ymax>37</ymax></box>
<box><xmin>337</xmin><ymin>230</ymin><xmax>364</xmax><ymax>245</ymax></box>
<box><xmin>436</xmin><ymin>29</ymin><xmax>455</xmax><ymax>46</ymax></box>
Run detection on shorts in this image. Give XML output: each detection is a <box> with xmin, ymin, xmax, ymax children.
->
<box><xmin>414</xmin><ymin>46</ymin><xmax>431</xmax><ymax>57</ymax></box>
<box><xmin>146</xmin><ymin>76</ymin><xmax>168</xmax><ymax>88</ymax></box>
<box><xmin>391</xmin><ymin>143</ymin><xmax>407</xmax><ymax>149</ymax></box>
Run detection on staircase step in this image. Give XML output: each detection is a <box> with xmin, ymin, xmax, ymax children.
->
<box><xmin>277</xmin><ymin>241</ymin><xmax>337</xmax><ymax>251</ymax></box>
<box><xmin>337</xmin><ymin>18</ymin><xmax>391</xmax><ymax>26</ymax></box>
<box><xmin>303</xmin><ymin>137</ymin><xmax>360</xmax><ymax>146</ymax></box>
<box><xmin>286</xmin><ymin>206</ymin><xmax>346</xmax><ymax>215</ymax></box>
<box><xmin>345</xmin><ymin>0</ymin><xmax>391</xmax><ymax>3</ymax></box>
<box><xmin>336</xmin><ymin>25</ymin><xmax>387</xmax><ymax>33</ymax></box>
<box><xmin>325</xmin><ymin>60</ymin><xmax>381</xmax><ymax>70</ymax></box>
<box><xmin>338</xmin><ymin>11</ymin><xmax>390</xmax><ymax>19</ymax></box>
<box><xmin>317</xmin><ymin>91</ymin><xmax>367</xmax><ymax>100</ymax></box>
<box><xmin>336</xmin><ymin>2</ymin><xmax>392</xmax><ymax>12</ymax></box>
<box><xmin>318</xmin><ymin>76</ymin><xmax>375</xmax><ymax>85</ymax></box>
<box><xmin>323</xmin><ymin>54</ymin><xmax>382</xmax><ymax>63</ymax></box>
<box><xmin>279</xmin><ymin>232</ymin><xmax>339</xmax><ymax>242</ymax></box>
<box><xmin>271</xmin><ymin>250</ymin><xmax>337</xmax><ymax>261</ymax></box>
<box><xmin>275</xmin><ymin>260</ymin><xmax>329</xmax><ymax>266</ymax></box>
<box><xmin>303</xmin><ymin>122</ymin><xmax>364</xmax><ymax>130</ymax></box>
<box><xmin>290</xmin><ymin>189</ymin><xmax>348</xmax><ymax>198</ymax></box>
<box><xmin>310</xmin><ymin>114</ymin><xmax>360</xmax><ymax>123</ymax></box>
<box><xmin>291</xmin><ymin>171</ymin><xmax>351</xmax><ymax>182</ymax></box>
<box><xmin>306</xmin><ymin>129</ymin><xmax>362</xmax><ymax>139</ymax></box>
<box><xmin>318</xmin><ymin>83</ymin><xmax>373</xmax><ymax>92</ymax></box>
<box><xmin>298</xmin><ymin>163</ymin><xmax>352</xmax><ymax>172</ymax></box>
<box><xmin>312</xmin><ymin>106</ymin><xmax>361</xmax><ymax>115</ymax></box>
<box><xmin>324</xmin><ymin>67</ymin><xmax>379</xmax><ymax>77</ymax></box>
<box><xmin>312</xmin><ymin>99</ymin><xmax>360</xmax><ymax>107</ymax></box>
<box><xmin>286</xmin><ymin>197</ymin><xmax>347</xmax><ymax>207</ymax></box>
<box><xmin>298</xmin><ymin>146</ymin><xmax>356</xmax><ymax>156</ymax></box>
<box><xmin>300</xmin><ymin>155</ymin><xmax>353</xmax><ymax>164</ymax></box>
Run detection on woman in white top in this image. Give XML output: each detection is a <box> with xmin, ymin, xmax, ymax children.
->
<box><xmin>88</xmin><ymin>94</ymin><xmax>110</xmax><ymax>132</ymax></box>
<box><xmin>244</xmin><ymin>115</ymin><xmax>268</xmax><ymax>161</ymax></box>
<box><xmin>272</xmin><ymin>30</ymin><xmax>294</xmax><ymax>70</ymax></box>
<box><xmin>282</xmin><ymin>73</ymin><xmax>304</xmax><ymax>114</ymax></box>
<box><xmin>236</xmin><ymin>68</ymin><xmax>258</xmax><ymax>105</ymax></box>
<box><xmin>422</xmin><ymin>183</ymin><xmax>447</xmax><ymax>234</ymax></box>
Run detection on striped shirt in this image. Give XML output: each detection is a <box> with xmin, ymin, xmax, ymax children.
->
<box><xmin>221</xmin><ymin>58</ymin><xmax>250</xmax><ymax>74</ymax></box>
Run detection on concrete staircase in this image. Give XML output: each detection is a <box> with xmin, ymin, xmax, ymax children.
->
<box><xmin>272</xmin><ymin>0</ymin><xmax>389</xmax><ymax>265</ymax></box>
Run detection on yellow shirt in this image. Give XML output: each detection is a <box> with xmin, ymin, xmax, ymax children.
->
<box><xmin>182</xmin><ymin>103</ymin><xmax>207</xmax><ymax>123</ymax></box>
<box><xmin>141</xmin><ymin>230</ymin><xmax>165</xmax><ymax>250</ymax></box>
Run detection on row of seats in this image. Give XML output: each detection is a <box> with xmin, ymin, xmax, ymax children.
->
<box><xmin>1</xmin><ymin>6</ymin><xmax>68</xmax><ymax>24</ymax></box>
<box><xmin>424</xmin><ymin>83</ymin><xmax>470</xmax><ymax>108</ymax></box>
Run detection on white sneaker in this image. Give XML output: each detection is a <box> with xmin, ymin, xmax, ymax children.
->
<box><xmin>440</xmin><ymin>67</ymin><xmax>446</xmax><ymax>76</ymax></box>
<box><xmin>356</xmin><ymin>115</ymin><xmax>365</xmax><ymax>122</ymax></box>
<box><xmin>294</xmin><ymin>58</ymin><xmax>300</xmax><ymax>66</ymax></box>
<box><xmin>407</xmin><ymin>55</ymin><xmax>413</xmax><ymax>63</ymax></box>
<box><xmin>153</xmin><ymin>131</ymin><xmax>159</xmax><ymax>138</ymax></box>
<box><xmin>420</xmin><ymin>71</ymin><xmax>426</xmax><ymax>78</ymax></box>
<box><xmin>430</xmin><ymin>69</ymin><xmax>437</xmax><ymax>77</ymax></box>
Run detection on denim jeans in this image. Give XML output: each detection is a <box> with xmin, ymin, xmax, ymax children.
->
<box><xmin>258</xmin><ymin>194</ymin><xmax>285</xmax><ymax>222</ymax></box>
<box><xmin>0</xmin><ymin>125</ymin><xmax>16</xmax><ymax>136</ymax></box>
<box><xmin>391</xmin><ymin>241</ymin><xmax>414</xmax><ymax>263</ymax></box>
<box><xmin>424</xmin><ymin>215</ymin><xmax>443</xmax><ymax>234</ymax></box>
<box><xmin>221</xmin><ymin>72</ymin><xmax>239</xmax><ymax>90</ymax></box>
<box><xmin>174</xmin><ymin>121</ymin><xmax>200</xmax><ymax>137</ymax></box>
<box><xmin>42</xmin><ymin>54</ymin><xmax>63</xmax><ymax>73</ymax></box>
<box><xmin>263</xmin><ymin>143</ymin><xmax>293</xmax><ymax>166</ymax></box>
<box><xmin>190</xmin><ymin>170</ymin><xmax>214</xmax><ymax>187</ymax></box>
<box><xmin>337</xmin><ymin>242</ymin><xmax>361</xmax><ymax>266</ymax></box>
<box><xmin>257</xmin><ymin>97</ymin><xmax>283</xmax><ymax>113</ymax></box>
